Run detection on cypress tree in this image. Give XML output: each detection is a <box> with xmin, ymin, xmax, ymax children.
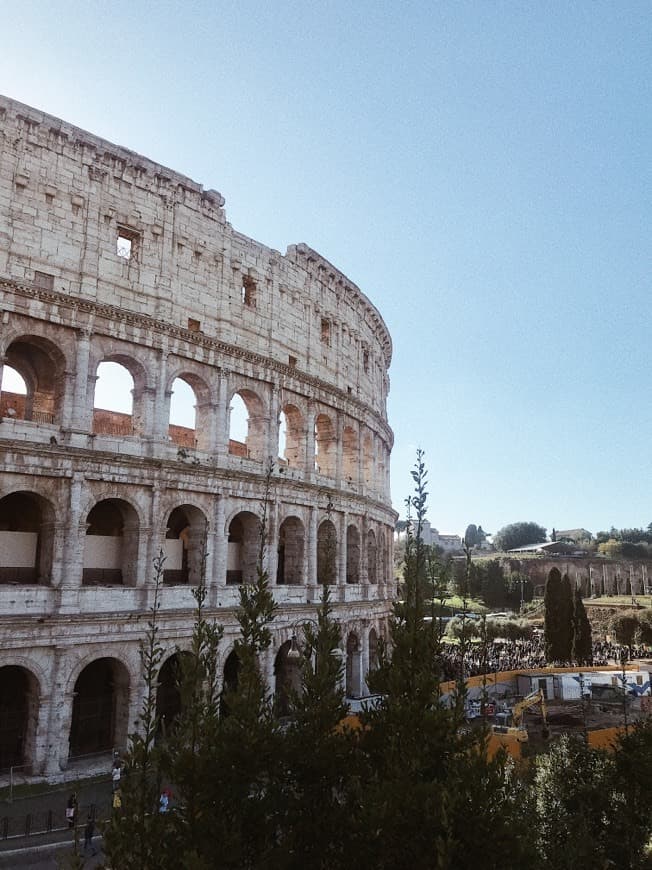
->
<box><xmin>544</xmin><ymin>568</ymin><xmax>563</xmax><ymax>662</ymax></box>
<box><xmin>572</xmin><ymin>588</ymin><xmax>593</xmax><ymax>665</ymax></box>
<box><xmin>559</xmin><ymin>573</ymin><xmax>574</xmax><ymax>662</ymax></box>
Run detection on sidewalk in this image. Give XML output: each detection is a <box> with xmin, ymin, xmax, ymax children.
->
<box><xmin>0</xmin><ymin>774</ymin><xmax>112</xmax><ymax>858</ymax></box>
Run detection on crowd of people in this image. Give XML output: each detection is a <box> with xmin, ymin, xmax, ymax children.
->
<box><xmin>438</xmin><ymin>636</ymin><xmax>652</xmax><ymax>682</ymax></box>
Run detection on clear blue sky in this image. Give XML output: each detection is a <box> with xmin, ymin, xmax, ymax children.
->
<box><xmin>2</xmin><ymin>1</ymin><xmax>650</xmax><ymax>538</ymax></box>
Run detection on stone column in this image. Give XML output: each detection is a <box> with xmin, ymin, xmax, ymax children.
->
<box><xmin>211</xmin><ymin>494</ymin><xmax>227</xmax><ymax>602</ymax></box>
<box><xmin>308</xmin><ymin>506</ymin><xmax>318</xmax><ymax>587</ymax></box>
<box><xmin>268</xmin><ymin>384</ymin><xmax>281</xmax><ymax>464</ymax></box>
<box><xmin>305</xmin><ymin>405</ymin><xmax>316</xmax><ymax>480</ymax></box>
<box><xmin>44</xmin><ymin>646</ymin><xmax>72</xmax><ymax>778</ymax></box>
<box><xmin>151</xmin><ymin>351</ymin><xmax>169</xmax><ymax>440</ymax></box>
<box><xmin>216</xmin><ymin>371</ymin><xmax>230</xmax><ymax>458</ymax></box>
<box><xmin>335</xmin><ymin>413</ymin><xmax>344</xmax><ymax>488</ymax></box>
<box><xmin>70</xmin><ymin>329</ymin><xmax>92</xmax><ymax>432</ymax></box>
<box><xmin>57</xmin><ymin>473</ymin><xmax>85</xmax><ymax>611</ymax></box>
<box><xmin>338</xmin><ymin>511</ymin><xmax>348</xmax><ymax>591</ymax></box>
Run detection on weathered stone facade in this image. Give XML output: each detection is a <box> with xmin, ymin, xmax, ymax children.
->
<box><xmin>0</xmin><ymin>95</ymin><xmax>396</xmax><ymax>781</ymax></box>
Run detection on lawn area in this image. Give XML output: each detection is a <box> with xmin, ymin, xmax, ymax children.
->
<box><xmin>584</xmin><ymin>595</ymin><xmax>652</xmax><ymax>608</ymax></box>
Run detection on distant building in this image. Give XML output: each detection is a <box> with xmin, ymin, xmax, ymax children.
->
<box><xmin>555</xmin><ymin>528</ymin><xmax>593</xmax><ymax>543</ymax></box>
<box><xmin>395</xmin><ymin>519</ymin><xmax>462</xmax><ymax>552</ymax></box>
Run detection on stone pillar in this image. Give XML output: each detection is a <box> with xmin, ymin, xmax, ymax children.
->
<box><xmin>338</xmin><ymin>511</ymin><xmax>348</xmax><ymax>590</ymax></box>
<box><xmin>144</xmin><ymin>484</ymin><xmax>163</xmax><ymax>607</ymax></box>
<box><xmin>57</xmin><ymin>473</ymin><xmax>85</xmax><ymax>611</ymax></box>
<box><xmin>335</xmin><ymin>414</ymin><xmax>344</xmax><ymax>488</ymax></box>
<box><xmin>268</xmin><ymin>384</ymin><xmax>281</xmax><ymax>464</ymax></box>
<box><xmin>264</xmin><ymin>499</ymin><xmax>278</xmax><ymax>582</ymax></box>
<box><xmin>44</xmin><ymin>646</ymin><xmax>71</xmax><ymax>778</ymax></box>
<box><xmin>211</xmin><ymin>494</ymin><xmax>227</xmax><ymax>601</ymax></box>
<box><xmin>70</xmin><ymin>330</ymin><xmax>92</xmax><ymax>431</ymax></box>
<box><xmin>308</xmin><ymin>506</ymin><xmax>318</xmax><ymax>587</ymax></box>
<box><xmin>151</xmin><ymin>351</ymin><xmax>169</xmax><ymax>439</ymax></box>
<box><xmin>305</xmin><ymin>405</ymin><xmax>316</xmax><ymax>479</ymax></box>
<box><xmin>216</xmin><ymin>371</ymin><xmax>230</xmax><ymax>457</ymax></box>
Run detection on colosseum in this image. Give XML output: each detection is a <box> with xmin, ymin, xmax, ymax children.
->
<box><xmin>0</xmin><ymin>95</ymin><xmax>396</xmax><ymax>781</ymax></box>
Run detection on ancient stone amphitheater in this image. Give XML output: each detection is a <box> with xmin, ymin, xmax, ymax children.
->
<box><xmin>0</xmin><ymin>95</ymin><xmax>396</xmax><ymax>780</ymax></box>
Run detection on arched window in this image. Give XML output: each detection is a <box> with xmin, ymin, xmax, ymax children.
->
<box><xmin>274</xmin><ymin>640</ymin><xmax>302</xmax><ymax>717</ymax></box>
<box><xmin>69</xmin><ymin>658</ymin><xmax>130</xmax><ymax>758</ymax></box>
<box><xmin>278</xmin><ymin>404</ymin><xmax>304</xmax><ymax>468</ymax></box>
<box><xmin>93</xmin><ymin>361</ymin><xmax>134</xmax><ymax>436</ymax></box>
<box><xmin>229</xmin><ymin>390</ymin><xmax>265</xmax><ymax>461</ymax></box>
<box><xmin>83</xmin><ymin>499</ymin><xmax>139</xmax><ymax>586</ymax></box>
<box><xmin>276</xmin><ymin>516</ymin><xmax>305</xmax><ymax>585</ymax></box>
<box><xmin>342</xmin><ymin>426</ymin><xmax>358</xmax><ymax>482</ymax></box>
<box><xmin>0</xmin><ymin>666</ymin><xmax>40</xmax><ymax>773</ymax></box>
<box><xmin>314</xmin><ymin>414</ymin><xmax>336</xmax><ymax>477</ymax></box>
<box><xmin>164</xmin><ymin>505</ymin><xmax>207</xmax><ymax>585</ymax></box>
<box><xmin>2</xmin><ymin>336</ymin><xmax>65</xmax><ymax>425</ymax></box>
<box><xmin>156</xmin><ymin>653</ymin><xmax>191</xmax><ymax>738</ymax></box>
<box><xmin>227</xmin><ymin>511</ymin><xmax>262</xmax><ymax>585</ymax></box>
<box><xmin>346</xmin><ymin>524</ymin><xmax>360</xmax><ymax>584</ymax></box>
<box><xmin>0</xmin><ymin>491</ymin><xmax>55</xmax><ymax>584</ymax></box>
<box><xmin>368</xmin><ymin>628</ymin><xmax>379</xmax><ymax>672</ymax></box>
<box><xmin>169</xmin><ymin>377</ymin><xmax>196</xmax><ymax>448</ymax></box>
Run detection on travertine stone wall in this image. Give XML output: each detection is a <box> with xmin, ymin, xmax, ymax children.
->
<box><xmin>0</xmin><ymin>95</ymin><xmax>396</xmax><ymax>781</ymax></box>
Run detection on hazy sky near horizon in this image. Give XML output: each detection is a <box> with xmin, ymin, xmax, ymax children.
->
<box><xmin>2</xmin><ymin>1</ymin><xmax>650</xmax><ymax>537</ymax></box>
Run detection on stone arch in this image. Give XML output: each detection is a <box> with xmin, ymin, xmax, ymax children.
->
<box><xmin>167</xmin><ymin>369</ymin><xmax>213</xmax><ymax>452</ymax></box>
<box><xmin>346</xmin><ymin>632</ymin><xmax>362</xmax><ymax>699</ymax></box>
<box><xmin>317</xmin><ymin>519</ymin><xmax>337</xmax><ymax>585</ymax></box>
<box><xmin>220</xmin><ymin>648</ymin><xmax>242</xmax><ymax>717</ymax></box>
<box><xmin>228</xmin><ymin>387</ymin><xmax>266</xmax><ymax>461</ymax></box>
<box><xmin>346</xmin><ymin>524</ymin><xmax>360</xmax><ymax>584</ymax></box>
<box><xmin>274</xmin><ymin>639</ymin><xmax>302</xmax><ymax>717</ymax></box>
<box><xmin>342</xmin><ymin>425</ymin><xmax>358</xmax><ymax>482</ymax></box>
<box><xmin>1</xmin><ymin>334</ymin><xmax>67</xmax><ymax>425</ymax></box>
<box><xmin>0</xmin><ymin>665</ymin><xmax>40</xmax><ymax>773</ymax></box>
<box><xmin>314</xmin><ymin>413</ymin><xmax>336</xmax><ymax>477</ymax></box>
<box><xmin>278</xmin><ymin>403</ymin><xmax>305</xmax><ymax>468</ymax></box>
<box><xmin>367</xmin><ymin>528</ymin><xmax>377</xmax><ymax>585</ymax></box>
<box><xmin>164</xmin><ymin>504</ymin><xmax>208</xmax><ymax>586</ymax></box>
<box><xmin>156</xmin><ymin>652</ymin><xmax>191</xmax><ymax>738</ymax></box>
<box><xmin>68</xmin><ymin>657</ymin><xmax>130</xmax><ymax>759</ymax></box>
<box><xmin>276</xmin><ymin>515</ymin><xmax>305</xmax><ymax>585</ymax></box>
<box><xmin>91</xmin><ymin>349</ymin><xmax>150</xmax><ymax>436</ymax></box>
<box><xmin>83</xmin><ymin>497</ymin><xmax>140</xmax><ymax>586</ymax></box>
<box><xmin>0</xmin><ymin>490</ymin><xmax>56</xmax><ymax>585</ymax></box>
<box><xmin>226</xmin><ymin>510</ymin><xmax>262</xmax><ymax>585</ymax></box>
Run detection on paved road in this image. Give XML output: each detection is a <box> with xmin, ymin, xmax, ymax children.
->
<box><xmin>0</xmin><ymin>836</ymin><xmax>104</xmax><ymax>869</ymax></box>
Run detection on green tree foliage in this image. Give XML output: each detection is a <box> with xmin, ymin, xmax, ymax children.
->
<box><xmin>493</xmin><ymin>521</ymin><xmax>547</xmax><ymax>552</ymax></box>
<box><xmin>610</xmin><ymin>609</ymin><xmax>640</xmax><ymax>653</ymax></box>
<box><xmin>571</xmin><ymin>588</ymin><xmax>593</xmax><ymax>665</ymax></box>
<box><xmin>544</xmin><ymin>570</ymin><xmax>575</xmax><ymax>664</ymax></box>
<box><xmin>464</xmin><ymin>523</ymin><xmax>478</xmax><ymax>547</ymax></box>
<box><xmin>102</xmin><ymin>552</ymin><xmax>167</xmax><ymax>870</ymax></box>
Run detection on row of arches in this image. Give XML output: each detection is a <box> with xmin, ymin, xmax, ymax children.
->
<box><xmin>0</xmin><ymin>492</ymin><xmax>392</xmax><ymax>588</ymax></box>
<box><xmin>0</xmin><ymin>627</ymin><xmax>380</xmax><ymax>772</ymax></box>
<box><xmin>0</xmin><ymin>335</ymin><xmax>390</xmax><ymax>488</ymax></box>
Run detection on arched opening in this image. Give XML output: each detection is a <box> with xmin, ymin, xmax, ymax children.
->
<box><xmin>227</xmin><ymin>511</ymin><xmax>262</xmax><ymax>585</ymax></box>
<box><xmin>220</xmin><ymin>650</ymin><xmax>241</xmax><ymax>717</ymax></box>
<box><xmin>367</xmin><ymin>529</ymin><xmax>377</xmax><ymax>584</ymax></box>
<box><xmin>317</xmin><ymin>519</ymin><xmax>337</xmax><ymax>585</ymax></box>
<box><xmin>228</xmin><ymin>389</ymin><xmax>266</xmax><ymax>461</ymax></box>
<box><xmin>156</xmin><ymin>653</ymin><xmax>189</xmax><ymax>738</ymax></box>
<box><xmin>168</xmin><ymin>377</ymin><xmax>197</xmax><ymax>449</ymax></box>
<box><xmin>346</xmin><ymin>524</ymin><xmax>360</xmax><ymax>584</ymax></box>
<box><xmin>1</xmin><ymin>336</ymin><xmax>66</xmax><ymax>425</ymax></box>
<box><xmin>69</xmin><ymin>658</ymin><xmax>130</xmax><ymax>758</ymax></box>
<box><xmin>276</xmin><ymin>516</ymin><xmax>305</xmax><ymax>585</ymax></box>
<box><xmin>346</xmin><ymin>633</ymin><xmax>361</xmax><ymax>699</ymax></box>
<box><xmin>83</xmin><ymin>498</ymin><xmax>139</xmax><ymax>586</ymax></box>
<box><xmin>342</xmin><ymin>426</ymin><xmax>358</xmax><ymax>482</ymax></box>
<box><xmin>0</xmin><ymin>666</ymin><xmax>39</xmax><ymax>773</ymax></box>
<box><xmin>274</xmin><ymin>640</ymin><xmax>302</xmax><ymax>717</ymax></box>
<box><xmin>93</xmin><ymin>361</ymin><xmax>135</xmax><ymax>436</ymax></box>
<box><xmin>314</xmin><ymin>414</ymin><xmax>336</xmax><ymax>477</ymax></box>
<box><xmin>368</xmin><ymin>628</ymin><xmax>379</xmax><ymax>673</ymax></box>
<box><xmin>362</xmin><ymin>433</ymin><xmax>374</xmax><ymax>487</ymax></box>
<box><xmin>164</xmin><ymin>505</ymin><xmax>207</xmax><ymax>586</ymax></box>
<box><xmin>278</xmin><ymin>403</ymin><xmax>304</xmax><ymax>468</ymax></box>
<box><xmin>0</xmin><ymin>491</ymin><xmax>55</xmax><ymax>584</ymax></box>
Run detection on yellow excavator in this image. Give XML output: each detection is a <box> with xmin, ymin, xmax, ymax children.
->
<box><xmin>488</xmin><ymin>690</ymin><xmax>549</xmax><ymax>758</ymax></box>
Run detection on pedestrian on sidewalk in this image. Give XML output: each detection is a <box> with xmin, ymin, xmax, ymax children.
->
<box><xmin>66</xmin><ymin>792</ymin><xmax>78</xmax><ymax>829</ymax></box>
<box><xmin>84</xmin><ymin>814</ymin><xmax>97</xmax><ymax>855</ymax></box>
